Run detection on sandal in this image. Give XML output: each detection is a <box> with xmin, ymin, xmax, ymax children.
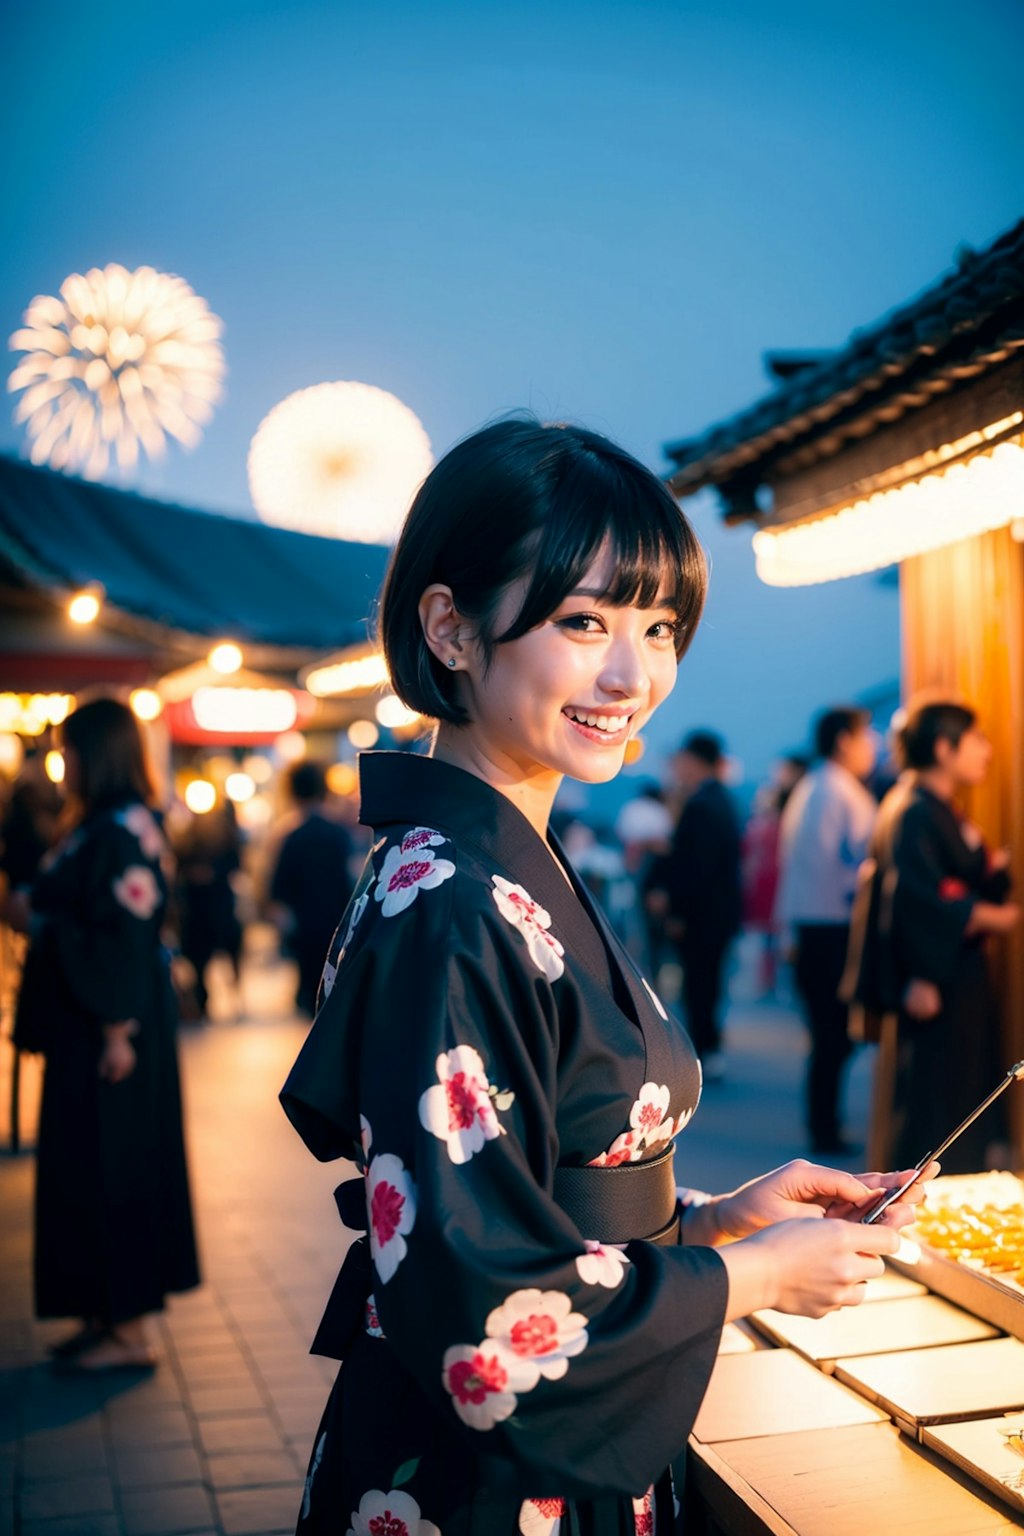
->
<box><xmin>54</xmin><ymin>1330</ymin><xmax>158</xmax><ymax>1374</ymax></box>
<box><xmin>48</xmin><ymin>1322</ymin><xmax>106</xmax><ymax>1359</ymax></box>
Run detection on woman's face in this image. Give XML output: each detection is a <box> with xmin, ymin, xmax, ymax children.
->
<box><xmin>945</xmin><ymin>724</ymin><xmax>992</xmax><ymax>786</ymax></box>
<box><xmin>457</xmin><ymin>545</ymin><xmax>681</xmax><ymax>786</ymax></box>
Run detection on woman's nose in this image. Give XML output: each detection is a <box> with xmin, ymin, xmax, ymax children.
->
<box><xmin>599</xmin><ymin>638</ymin><xmax>648</xmax><ymax>699</ymax></box>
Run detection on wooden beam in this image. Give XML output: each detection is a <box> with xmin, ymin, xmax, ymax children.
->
<box><xmin>764</xmin><ymin>356</ymin><xmax>1024</xmax><ymax>527</ymax></box>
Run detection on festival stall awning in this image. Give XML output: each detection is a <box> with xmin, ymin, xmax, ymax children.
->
<box><xmin>0</xmin><ymin>454</ymin><xmax>391</xmax><ymax>654</ymax></box>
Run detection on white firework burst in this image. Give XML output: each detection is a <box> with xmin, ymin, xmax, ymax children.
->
<box><xmin>247</xmin><ymin>380</ymin><xmax>433</xmax><ymax>543</ymax></box>
<box><xmin>8</xmin><ymin>263</ymin><xmax>225</xmax><ymax>478</ymax></box>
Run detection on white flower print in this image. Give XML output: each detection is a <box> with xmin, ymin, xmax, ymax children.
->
<box><xmin>347</xmin><ymin>1488</ymin><xmax>441</xmax><ymax>1536</ymax></box>
<box><xmin>320</xmin><ymin>956</ymin><xmax>338</xmax><ymax>1001</ymax></box>
<box><xmin>400</xmin><ymin>827</ymin><xmax>446</xmax><ymax>854</ymax></box>
<box><xmin>519</xmin><ymin>1497</ymin><xmax>566</xmax><ymax>1535</ymax></box>
<box><xmin>442</xmin><ymin>1341</ymin><xmax>536</xmax><ymax>1430</ymax></box>
<box><xmin>633</xmin><ymin>1488</ymin><xmax>656</xmax><ymax>1535</ymax></box>
<box><xmin>301</xmin><ymin>1431</ymin><xmax>326</xmax><ymax>1521</ymax></box>
<box><xmin>375</xmin><ymin>839</ymin><xmax>455</xmax><ymax>918</ymax></box>
<box><xmin>640</xmin><ymin>975</ymin><xmax>668</xmax><ymax>1020</ymax></box>
<box><xmin>112</xmin><ymin>864</ymin><xmax>160</xmax><ymax>920</ymax></box>
<box><xmin>587</xmin><ymin>1082</ymin><xmax>676</xmax><ymax>1167</ymax></box>
<box><xmin>484</xmin><ymin>1287</ymin><xmax>588</xmax><ymax>1386</ymax></box>
<box><xmin>418</xmin><ymin>1045</ymin><xmax>503</xmax><ymax>1165</ymax></box>
<box><xmin>670</xmin><ymin>1105</ymin><xmax>695</xmax><ymax>1138</ymax></box>
<box><xmin>629</xmin><ymin>1082</ymin><xmax>673</xmax><ymax>1148</ymax></box>
<box><xmin>116</xmin><ymin>804</ymin><xmax>165</xmax><ymax>861</ymax></box>
<box><xmin>364</xmin><ymin>1294</ymin><xmax>385</xmax><ymax>1339</ymax></box>
<box><xmin>360</xmin><ymin>1114</ymin><xmax>373</xmax><ymax>1164</ymax></box>
<box><xmin>490</xmin><ymin>875</ymin><xmax>565</xmax><ymax>982</ymax></box>
<box><xmin>587</xmin><ymin>1130</ymin><xmax>638</xmax><ymax>1168</ymax></box>
<box><xmin>322</xmin><ymin>886</ymin><xmax>373</xmax><ymax>1001</ymax></box>
<box><xmin>575</xmin><ymin>1240</ymin><xmax>630</xmax><ymax>1288</ymax></box>
<box><xmin>366</xmin><ymin>1150</ymin><xmax>417</xmax><ymax>1284</ymax></box>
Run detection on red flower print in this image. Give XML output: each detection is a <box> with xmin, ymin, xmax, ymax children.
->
<box><xmin>348</xmin><ymin>1489</ymin><xmax>440</xmax><ymax>1536</ymax></box>
<box><xmin>519</xmin><ymin>1495</ymin><xmax>567</xmax><ymax>1534</ymax></box>
<box><xmin>370</xmin><ymin>1180</ymin><xmax>406</xmax><ymax>1248</ymax></box>
<box><xmin>419</xmin><ymin>1045</ymin><xmax>503</xmax><ymax>1164</ymax></box>
<box><xmin>445</xmin><ymin>1072</ymin><xmax>480</xmax><ymax>1132</ymax></box>
<box><xmin>509</xmin><ymin>1312</ymin><xmax>559</xmax><ymax>1357</ymax></box>
<box><xmin>491</xmin><ymin>875</ymin><xmax>565</xmax><ymax>981</ymax></box>
<box><xmin>400</xmin><ymin>827</ymin><xmax>444</xmax><ymax>854</ymax></box>
<box><xmin>376</xmin><ymin>840</ymin><xmax>455</xmax><ymax>917</ymax></box>
<box><xmin>635</xmin><ymin>1099</ymin><xmax>664</xmax><ymax>1139</ymax></box>
<box><xmin>447</xmin><ymin>1350</ymin><xmax>509</xmax><ymax>1405</ymax></box>
<box><xmin>938</xmin><ymin>877</ymin><xmax>968</xmax><ymax>901</ymax></box>
<box><xmin>364</xmin><ymin>1147</ymin><xmax>416</xmax><ymax>1285</ymax></box>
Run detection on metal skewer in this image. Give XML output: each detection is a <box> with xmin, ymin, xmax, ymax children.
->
<box><xmin>860</xmin><ymin>1059</ymin><xmax>1024</xmax><ymax>1225</ymax></box>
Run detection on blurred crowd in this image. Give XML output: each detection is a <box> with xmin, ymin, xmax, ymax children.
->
<box><xmin>2</xmin><ymin>691</ymin><xmax>1018</xmax><ymax>1186</ymax></box>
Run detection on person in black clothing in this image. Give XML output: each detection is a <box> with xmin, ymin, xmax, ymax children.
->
<box><xmin>663</xmin><ymin>731</ymin><xmax>742</xmax><ymax>1075</ymax></box>
<box><xmin>270</xmin><ymin>762</ymin><xmax>356</xmax><ymax>1017</ymax></box>
<box><xmin>2</xmin><ymin>698</ymin><xmax>199</xmax><ymax>1370</ymax></box>
<box><xmin>844</xmin><ymin>698</ymin><xmax>1019</xmax><ymax>1171</ymax></box>
<box><xmin>174</xmin><ymin>802</ymin><xmax>244</xmax><ymax>1019</ymax></box>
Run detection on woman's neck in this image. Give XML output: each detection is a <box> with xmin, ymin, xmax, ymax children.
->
<box><xmin>429</xmin><ymin>727</ymin><xmax>562</xmax><ymax>841</ymax></box>
<box><xmin>916</xmin><ymin>766</ymin><xmax>956</xmax><ymax>802</ymax></box>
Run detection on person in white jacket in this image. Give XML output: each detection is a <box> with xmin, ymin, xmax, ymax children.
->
<box><xmin>777</xmin><ymin>707</ymin><xmax>877</xmax><ymax>1153</ymax></box>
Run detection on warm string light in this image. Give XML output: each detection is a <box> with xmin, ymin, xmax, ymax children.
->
<box><xmin>753</xmin><ymin>431</ymin><xmax>1024</xmax><ymax>587</ymax></box>
<box><xmin>305</xmin><ymin>652</ymin><xmax>390</xmax><ymax>698</ymax></box>
<box><xmin>248</xmin><ymin>381</ymin><xmax>432</xmax><ymax>542</ymax></box>
<box><xmin>8</xmin><ymin>264</ymin><xmax>225</xmax><ymax>478</ymax></box>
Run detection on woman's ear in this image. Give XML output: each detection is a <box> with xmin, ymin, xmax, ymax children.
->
<box><xmin>418</xmin><ymin>585</ymin><xmax>467</xmax><ymax>670</ymax></box>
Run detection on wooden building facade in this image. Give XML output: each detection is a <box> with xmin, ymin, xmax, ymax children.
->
<box><xmin>665</xmin><ymin>219</ymin><xmax>1024</xmax><ymax>1157</ymax></box>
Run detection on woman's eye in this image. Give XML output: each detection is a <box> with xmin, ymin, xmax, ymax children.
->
<box><xmin>558</xmin><ymin>613</ymin><xmax>604</xmax><ymax>633</ymax></box>
<box><xmin>649</xmin><ymin>619</ymin><xmax>682</xmax><ymax>642</ymax></box>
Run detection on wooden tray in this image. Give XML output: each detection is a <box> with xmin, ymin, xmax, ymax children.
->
<box><xmin>891</xmin><ymin>1244</ymin><xmax>1024</xmax><ymax>1343</ymax></box>
<box><xmin>922</xmin><ymin>1416</ymin><xmax>1024</xmax><ymax>1519</ymax></box>
<box><xmin>891</xmin><ymin>1172</ymin><xmax>1024</xmax><ymax>1343</ymax></box>
<box><xmin>692</xmin><ymin>1348</ymin><xmax>888</xmax><ymax>1444</ymax></box>
<box><xmin>834</xmin><ymin>1338</ymin><xmax>1024</xmax><ymax>1434</ymax></box>
<box><xmin>750</xmin><ymin>1294</ymin><xmax>997</xmax><ymax>1369</ymax></box>
<box><xmin>690</xmin><ymin>1421</ymin><xmax>1022</xmax><ymax>1536</ymax></box>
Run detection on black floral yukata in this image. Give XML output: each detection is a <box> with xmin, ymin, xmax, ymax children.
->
<box><xmin>281</xmin><ymin>753</ymin><xmax>728</xmax><ymax>1536</ymax></box>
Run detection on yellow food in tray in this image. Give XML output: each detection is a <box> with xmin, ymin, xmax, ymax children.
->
<box><xmin>911</xmin><ymin>1172</ymin><xmax>1024</xmax><ymax>1290</ymax></box>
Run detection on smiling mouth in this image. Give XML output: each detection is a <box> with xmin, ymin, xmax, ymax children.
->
<box><xmin>562</xmin><ymin>707</ymin><xmax>635</xmax><ymax>738</ymax></box>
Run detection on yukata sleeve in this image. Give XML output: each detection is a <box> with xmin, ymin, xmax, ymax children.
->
<box><xmin>33</xmin><ymin>822</ymin><xmax>164</xmax><ymax>1027</ymax></box>
<box><xmin>891</xmin><ymin>803</ymin><xmax>974</xmax><ymax>990</ymax></box>
<box><xmin>287</xmin><ymin>842</ymin><xmax>729</xmax><ymax>1500</ymax></box>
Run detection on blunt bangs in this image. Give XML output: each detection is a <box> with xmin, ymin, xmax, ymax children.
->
<box><xmin>497</xmin><ymin>443</ymin><xmax>706</xmax><ymax>659</ymax></box>
<box><xmin>380</xmin><ymin>417</ymin><xmax>708</xmax><ymax>725</ymax></box>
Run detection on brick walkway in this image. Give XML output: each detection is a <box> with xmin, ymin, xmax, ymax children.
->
<box><xmin>0</xmin><ymin>938</ymin><xmax>871</xmax><ymax>1536</ymax></box>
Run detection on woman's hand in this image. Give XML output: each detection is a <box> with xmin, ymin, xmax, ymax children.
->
<box><xmin>967</xmin><ymin>901</ymin><xmax>1021</xmax><ymax>937</ymax></box>
<box><xmin>712</xmin><ymin>1160</ymin><xmax>880</xmax><ymax>1241</ymax></box>
<box><xmin>903</xmin><ymin>978</ymin><xmax>942</xmax><ymax>1019</ymax></box>
<box><xmin>0</xmin><ymin>888</ymin><xmax>32</xmax><ymax>933</ymax></box>
<box><xmin>98</xmin><ymin>1023</ymin><xmax>138</xmax><ymax>1084</ymax></box>
<box><xmin>823</xmin><ymin>1160</ymin><xmax>940</xmax><ymax>1228</ymax></box>
<box><xmin>720</xmin><ymin>1217</ymin><xmax>901</xmax><ymax>1320</ymax></box>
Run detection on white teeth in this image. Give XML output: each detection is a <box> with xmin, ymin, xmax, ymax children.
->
<box><xmin>568</xmin><ymin>710</ymin><xmax>628</xmax><ymax>732</ymax></box>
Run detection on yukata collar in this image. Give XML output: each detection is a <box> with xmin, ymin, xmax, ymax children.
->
<box><xmin>358</xmin><ymin>752</ymin><xmax>676</xmax><ymax>1081</ymax></box>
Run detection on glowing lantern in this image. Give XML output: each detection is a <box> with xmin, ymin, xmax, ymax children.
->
<box><xmin>184</xmin><ymin>779</ymin><xmax>217</xmax><ymax>814</ymax></box>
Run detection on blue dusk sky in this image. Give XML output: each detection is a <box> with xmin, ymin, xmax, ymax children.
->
<box><xmin>2</xmin><ymin>0</ymin><xmax>1022</xmax><ymax>788</ymax></box>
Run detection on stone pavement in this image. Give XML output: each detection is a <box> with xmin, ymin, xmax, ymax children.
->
<box><xmin>0</xmin><ymin>937</ymin><xmax>872</xmax><ymax>1536</ymax></box>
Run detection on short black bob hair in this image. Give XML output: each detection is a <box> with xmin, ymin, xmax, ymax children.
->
<box><xmin>814</xmin><ymin>705</ymin><xmax>871</xmax><ymax>762</ymax></box>
<box><xmin>379</xmin><ymin>417</ymin><xmax>708</xmax><ymax>725</ymax></box>
<box><xmin>898</xmin><ymin>697</ymin><xmax>977</xmax><ymax>770</ymax></box>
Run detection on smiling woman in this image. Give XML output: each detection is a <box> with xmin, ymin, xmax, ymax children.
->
<box><xmin>280</xmin><ymin>417</ymin><xmax>920</xmax><ymax>1536</ymax></box>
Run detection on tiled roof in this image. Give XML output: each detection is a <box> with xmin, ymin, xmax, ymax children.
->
<box><xmin>665</xmin><ymin>219</ymin><xmax>1024</xmax><ymax>501</ymax></box>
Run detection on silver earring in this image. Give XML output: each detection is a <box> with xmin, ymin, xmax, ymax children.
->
<box><xmin>447</xmin><ymin>657</ymin><xmax>457</xmax><ymax>669</ymax></box>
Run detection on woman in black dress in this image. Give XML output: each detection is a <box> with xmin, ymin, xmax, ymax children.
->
<box><xmin>849</xmin><ymin>698</ymin><xmax>1019</xmax><ymax>1172</ymax></box>
<box><xmin>6</xmin><ymin>697</ymin><xmax>200</xmax><ymax>1369</ymax></box>
<box><xmin>281</xmin><ymin>419</ymin><xmax>927</xmax><ymax>1536</ymax></box>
